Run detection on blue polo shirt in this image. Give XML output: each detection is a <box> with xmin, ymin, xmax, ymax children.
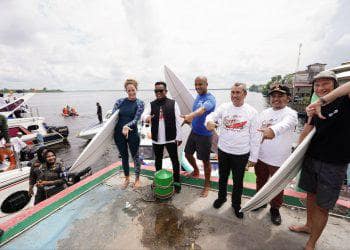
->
<box><xmin>192</xmin><ymin>93</ymin><xmax>216</xmax><ymax>136</ymax></box>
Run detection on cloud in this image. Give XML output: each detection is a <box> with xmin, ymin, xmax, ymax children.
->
<box><xmin>0</xmin><ymin>0</ymin><xmax>348</xmax><ymax>90</ymax></box>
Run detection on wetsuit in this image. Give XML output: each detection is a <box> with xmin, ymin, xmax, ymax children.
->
<box><xmin>112</xmin><ymin>98</ymin><xmax>144</xmax><ymax>177</ymax></box>
<box><xmin>97</xmin><ymin>104</ymin><xmax>102</xmax><ymax>123</ymax></box>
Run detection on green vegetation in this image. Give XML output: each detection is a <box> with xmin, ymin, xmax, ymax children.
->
<box><xmin>1</xmin><ymin>87</ymin><xmax>63</xmax><ymax>93</ymax></box>
<box><xmin>248</xmin><ymin>84</ymin><xmax>264</xmax><ymax>93</ymax></box>
<box><xmin>261</xmin><ymin>75</ymin><xmax>282</xmax><ymax>96</ymax></box>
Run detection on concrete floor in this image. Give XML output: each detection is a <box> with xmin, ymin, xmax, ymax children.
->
<box><xmin>5</xmin><ymin>172</ymin><xmax>350</xmax><ymax>250</ymax></box>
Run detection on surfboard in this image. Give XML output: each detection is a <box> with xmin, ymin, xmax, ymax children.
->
<box><xmin>0</xmin><ymin>93</ymin><xmax>35</xmax><ymax>118</ymax></box>
<box><xmin>164</xmin><ymin>65</ymin><xmax>218</xmax><ymax>154</ymax></box>
<box><xmin>69</xmin><ymin>110</ymin><xmax>119</xmax><ymax>174</ymax></box>
<box><xmin>240</xmin><ymin>128</ymin><xmax>316</xmax><ymax>212</ymax></box>
<box><xmin>164</xmin><ymin>65</ymin><xmax>194</xmax><ymax>114</ymax></box>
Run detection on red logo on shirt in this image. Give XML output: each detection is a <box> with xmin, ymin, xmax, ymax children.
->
<box><xmin>223</xmin><ymin>115</ymin><xmax>247</xmax><ymax>130</ymax></box>
<box><xmin>226</xmin><ymin>121</ymin><xmax>247</xmax><ymax>129</ymax></box>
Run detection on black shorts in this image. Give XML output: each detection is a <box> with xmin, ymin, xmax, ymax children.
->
<box><xmin>184</xmin><ymin>131</ymin><xmax>212</xmax><ymax>161</ymax></box>
<box><xmin>298</xmin><ymin>156</ymin><xmax>347</xmax><ymax>210</ymax></box>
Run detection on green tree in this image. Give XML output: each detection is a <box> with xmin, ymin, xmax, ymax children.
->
<box><xmin>262</xmin><ymin>75</ymin><xmax>282</xmax><ymax>96</ymax></box>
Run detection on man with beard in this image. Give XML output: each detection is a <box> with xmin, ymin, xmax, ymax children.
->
<box><xmin>247</xmin><ymin>84</ymin><xmax>298</xmax><ymax>225</ymax></box>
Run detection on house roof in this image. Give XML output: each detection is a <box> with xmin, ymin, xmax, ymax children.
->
<box><xmin>294</xmin><ymin>83</ymin><xmax>312</xmax><ymax>87</ymax></box>
<box><xmin>330</xmin><ymin>63</ymin><xmax>350</xmax><ymax>73</ymax></box>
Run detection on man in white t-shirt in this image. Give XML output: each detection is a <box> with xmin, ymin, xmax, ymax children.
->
<box><xmin>205</xmin><ymin>83</ymin><xmax>260</xmax><ymax>218</ymax></box>
<box><xmin>248</xmin><ymin>84</ymin><xmax>298</xmax><ymax>225</ymax></box>
<box><xmin>142</xmin><ymin>81</ymin><xmax>183</xmax><ymax>193</ymax></box>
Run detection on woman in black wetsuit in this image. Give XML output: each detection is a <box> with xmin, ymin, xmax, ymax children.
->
<box><xmin>112</xmin><ymin>79</ymin><xmax>144</xmax><ymax>190</ymax></box>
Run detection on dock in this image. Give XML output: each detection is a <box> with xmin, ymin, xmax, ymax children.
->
<box><xmin>1</xmin><ymin>163</ymin><xmax>349</xmax><ymax>249</ymax></box>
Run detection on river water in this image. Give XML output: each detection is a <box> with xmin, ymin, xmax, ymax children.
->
<box><xmin>26</xmin><ymin>90</ymin><xmax>303</xmax><ymax>170</ymax></box>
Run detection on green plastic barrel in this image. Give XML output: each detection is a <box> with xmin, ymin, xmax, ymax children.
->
<box><xmin>154</xmin><ymin>169</ymin><xmax>174</xmax><ymax>199</ymax></box>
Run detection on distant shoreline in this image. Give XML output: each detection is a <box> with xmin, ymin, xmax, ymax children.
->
<box><xmin>2</xmin><ymin>89</ymin><xmax>63</xmax><ymax>93</ymax></box>
<box><xmin>2</xmin><ymin>88</ymin><xmax>238</xmax><ymax>93</ymax></box>
<box><xmin>64</xmin><ymin>88</ymin><xmax>232</xmax><ymax>92</ymax></box>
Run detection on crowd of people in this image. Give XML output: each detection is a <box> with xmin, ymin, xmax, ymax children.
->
<box><xmin>1</xmin><ymin>70</ymin><xmax>349</xmax><ymax>250</ymax></box>
<box><xmin>111</xmin><ymin>71</ymin><xmax>350</xmax><ymax>250</ymax></box>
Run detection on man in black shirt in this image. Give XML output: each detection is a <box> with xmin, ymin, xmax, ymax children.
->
<box><xmin>142</xmin><ymin>82</ymin><xmax>183</xmax><ymax>193</ymax></box>
<box><xmin>96</xmin><ymin>102</ymin><xmax>102</xmax><ymax>124</ymax></box>
<box><xmin>289</xmin><ymin>71</ymin><xmax>350</xmax><ymax>250</ymax></box>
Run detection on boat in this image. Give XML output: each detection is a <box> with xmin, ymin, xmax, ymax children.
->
<box><xmin>0</xmin><ymin>93</ymin><xmax>35</xmax><ymax>118</ymax></box>
<box><xmin>1</xmin><ymin>93</ymin><xmax>69</xmax><ymax>147</ymax></box>
<box><xmin>7</xmin><ymin>117</ymin><xmax>69</xmax><ymax>147</ymax></box>
<box><xmin>0</xmin><ymin>94</ymin><xmax>70</xmax><ymax>220</ymax></box>
<box><xmin>61</xmin><ymin>106</ymin><xmax>79</xmax><ymax>117</ymax></box>
<box><xmin>0</xmin><ymin>70</ymin><xmax>348</xmax><ymax>248</ymax></box>
<box><xmin>0</xmin><ymin>167</ymin><xmax>32</xmax><ymax>221</ymax></box>
<box><xmin>69</xmin><ymin>110</ymin><xmax>119</xmax><ymax>174</ymax></box>
<box><xmin>77</xmin><ymin>110</ymin><xmax>112</xmax><ymax>140</ymax></box>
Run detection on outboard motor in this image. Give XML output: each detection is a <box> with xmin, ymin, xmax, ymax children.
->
<box><xmin>48</xmin><ymin>126</ymin><xmax>69</xmax><ymax>138</ymax></box>
<box><xmin>20</xmin><ymin>147</ymin><xmax>36</xmax><ymax>161</ymax></box>
<box><xmin>66</xmin><ymin>167</ymin><xmax>92</xmax><ymax>185</ymax></box>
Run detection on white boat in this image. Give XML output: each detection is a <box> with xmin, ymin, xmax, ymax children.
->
<box><xmin>75</xmin><ymin>66</ymin><xmax>219</xmax><ymax>175</ymax></box>
<box><xmin>0</xmin><ymin>93</ymin><xmax>35</xmax><ymax>118</ymax></box>
<box><xmin>1</xmin><ymin>93</ymin><xmax>69</xmax><ymax>147</ymax></box>
<box><xmin>0</xmin><ymin>167</ymin><xmax>33</xmax><ymax>222</ymax></box>
<box><xmin>7</xmin><ymin>117</ymin><xmax>69</xmax><ymax>147</ymax></box>
<box><xmin>77</xmin><ymin>111</ymin><xmax>112</xmax><ymax>140</ymax></box>
<box><xmin>0</xmin><ymin>93</ymin><xmax>69</xmax><ymax>220</ymax></box>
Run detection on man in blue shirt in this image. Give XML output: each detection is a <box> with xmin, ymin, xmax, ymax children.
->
<box><xmin>182</xmin><ymin>76</ymin><xmax>216</xmax><ymax>197</ymax></box>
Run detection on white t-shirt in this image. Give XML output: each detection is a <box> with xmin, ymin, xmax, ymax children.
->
<box><xmin>142</xmin><ymin>101</ymin><xmax>182</xmax><ymax>144</ymax></box>
<box><xmin>205</xmin><ymin>102</ymin><xmax>260</xmax><ymax>161</ymax></box>
<box><xmin>257</xmin><ymin>106</ymin><xmax>298</xmax><ymax>167</ymax></box>
<box><xmin>10</xmin><ymin>137</ymin><xmax>27</xmax><ymax>153</ymax></box>
<box><xmin>0</xmin><ymin>97</ymin><xmax>7</xmax><ymax>107</ymax></box>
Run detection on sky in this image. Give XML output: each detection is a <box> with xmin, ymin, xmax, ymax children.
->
<box><xmin>0</xmin><ymin>0</ymin><xmax>349</xmax><ymax>90</ymax></box>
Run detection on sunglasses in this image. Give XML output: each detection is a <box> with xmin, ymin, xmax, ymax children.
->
<box><xmin>154</xmin><ymin>89</ymin><xmax>165</xmax><ymax>93</ymax></box>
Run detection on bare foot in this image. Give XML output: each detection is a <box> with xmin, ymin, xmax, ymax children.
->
<box><xmin>289</xmin><ymin>225</ymin><xmax>311</xmax><ymax>234</ymax></box>
<box><xmin>121</xmin><ymin>177</ymin><xmax>130</xmax><ymax>190</ymax></box>
<box><xmin>133</xmin><ymin>179</ymin><xmax>141</xmax><ymax>190</ymax></box>
<box><xmin>184</xmin><ymin>170</ymin><xmax>200</xmax><ymax>178</ymax></box>
<box><xmin>200</xmin><ymin>187</ymin><xmax>210</xmax><ymax>197</ymax></box>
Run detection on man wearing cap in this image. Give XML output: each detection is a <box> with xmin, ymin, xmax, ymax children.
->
<box><xmin>246</xmin><ymin>84</ymin><xmax>298</xmax><ymax>225</ymax></box>
<box><xmin>289</xmin><ymin>71</ymin><xmax>350</xmax><ymax>250</ymax></box>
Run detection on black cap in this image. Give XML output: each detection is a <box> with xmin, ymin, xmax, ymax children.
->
<box><xmin>268</xmin><ymin>84</ymin><xmax>291</xmax><ymax>96</ymax></box>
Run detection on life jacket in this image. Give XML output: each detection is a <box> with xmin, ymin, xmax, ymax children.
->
<box><xmin>0</xmin><ymin>148</ymin><xmax>16</xmax><ymax>171</ymax></box>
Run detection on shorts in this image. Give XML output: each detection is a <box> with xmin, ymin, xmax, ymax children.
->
<box><xmin>298</xmin><ymin>155</ymin><xmax>347</xmax><ymax>210</ymax></box>
<box><xmin>184</xmin><ymin>131</ymin><xmax>212</xmax><ymax>161</ymax></box>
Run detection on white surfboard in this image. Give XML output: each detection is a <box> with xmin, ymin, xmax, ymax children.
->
<box><xmin>164</xmin><ymin>65</ymin><xmax>219</xmax><ymax>154</ymax></box>
<box><xmin>164</xmin><ymin>65</ymin><xmax>194</xmax><ymax>114</ymax></box>
<box><xmin>69</xmin><ymin>110</ymin><xmax>119</xmax><ymax>173</ymax></box>
<box><xmin>240</xmin><ymin>128</ymin><xmax>316</xmax><ymax>212</ymax></box>
<box><xmin>0</xmin><ymin>93</ymin><xmax>35</xmax><ymax>118</ymax></box>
